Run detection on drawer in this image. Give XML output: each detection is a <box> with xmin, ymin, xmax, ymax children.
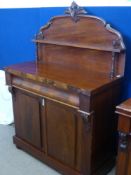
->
<box><xmin>12</xmin><ymin>77</ymin><xmax>79</xmax><ymax>109</ymax></box>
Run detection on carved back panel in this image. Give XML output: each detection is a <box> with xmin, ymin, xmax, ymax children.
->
<box><xmin>34</xmin><ymin>2</ymin><xmax>126</xmax><ymax>78</ymax></box>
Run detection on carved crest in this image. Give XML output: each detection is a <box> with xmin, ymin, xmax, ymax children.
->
<box><xmin>65</xmin><ymin>1</ymin><xmax>87</xmax><ymax>22</ymax></box>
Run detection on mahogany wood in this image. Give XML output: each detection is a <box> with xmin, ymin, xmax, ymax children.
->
<box><xmin>116</xmin><ymin>99</ymin><xmax>131</xmax><ymax>175</ymax></box>
<box><xmin>12</xmin><ymin>89</ymin><xmax>42</xmax><ymax>149</ymax></box>
<box><xmin>37</xmin><ymin>16</ymin><xmax>123</xmax><ymax>52</ymax></box>
<box><xmin>5</xmin><ymin>3</ymin><xmax>126</xmax><ymax>175</ymax></box>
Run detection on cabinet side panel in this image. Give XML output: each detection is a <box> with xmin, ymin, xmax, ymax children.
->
<box><xmin>91</xmin><ymin>82</ymin><xmax>122</xmax><ymax>173</ymax></box>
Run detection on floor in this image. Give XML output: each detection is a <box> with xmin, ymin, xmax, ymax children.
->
<box><xmin>0</xmin><ymin>125</ymin><xmax>115</xmax><ymax>175</ymax></box>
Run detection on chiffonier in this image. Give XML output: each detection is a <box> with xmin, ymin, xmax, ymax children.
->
<box><xmin>5</xmin><ymin>2</ymin><xmax>126</xmax><ymax>175</ymax></box>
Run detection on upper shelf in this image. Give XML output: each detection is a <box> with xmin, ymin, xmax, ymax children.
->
<box><xmin>34</xmin><ymin>38</ymin><xmax>123</xmax><ymax>53</ymax></box>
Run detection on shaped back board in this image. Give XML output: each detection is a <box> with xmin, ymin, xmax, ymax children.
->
<box><xmin>34</xmin><ymin>2</ymin><xmax>126</xmax><ymax>78</ymax></box>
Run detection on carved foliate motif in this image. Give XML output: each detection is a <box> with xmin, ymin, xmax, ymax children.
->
<box><xmin>8</xmin><ymin>86</ymin><xmax>16</xmax><ymax>101</ymax></box>
<box><xmin>36</xmin><ymin>21</ymin><xmax>52</xmax><ymax>40</ymax></box>
<box><xmin>35</xmin><ymin>31</ymin><xmax>44</xmax><ymax>40</ymax></box>
<box><xmin>119</xmin><ymin>132</ymin><xmax>128</xmax><ymax>152</ymax></box>
<box><xmin>78</xmin><ymin>110</ymin><xmax>93</xmax><ymax>131</ymax></box>
<box><xmin>65</xmin><ymin>1</ymin><xmax>87</xmax><ymax>22</ymax></box>
<box><xmin>113</xmin><ymin>39</ymin><xmax>121</xmax><ymax>49</ymax></box>
<box><xmin>8</xmin><ymin>86</ymin><xmax>14</xmax><ymax>94</ymax></box>
<box><xmin>110</xmin><ymin>39</ymin><xmax>121</xmax><ymax>79</ymax></box>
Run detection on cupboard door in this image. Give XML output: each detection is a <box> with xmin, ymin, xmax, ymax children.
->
<box><xmin>45</xmin><ymin>100</ymin><xmax>80</xmax><ymax>169</ymax></box>
<box><xmin>13</xmin><ymin>89</ymin><xmax>41</xmax><ymax>149</ymax></box>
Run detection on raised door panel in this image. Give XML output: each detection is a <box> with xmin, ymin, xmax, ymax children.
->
<box><xmin>13</xmin><ymin>89</ymin><xmax>41</xmax><ymax>149</ymax></box>
<box><xmin>45</xmin><ymin>100</ymin><xmax>81</xmax><ymax>169</ymax></box>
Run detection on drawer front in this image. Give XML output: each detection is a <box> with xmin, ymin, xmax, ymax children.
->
<box><xmin>12</xmin><ymin>77</ymin><xmax>79</xmax><ymax>109</ymax></box>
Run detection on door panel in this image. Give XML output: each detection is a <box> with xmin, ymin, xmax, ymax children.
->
<box><xmin>45</xmin><ymin>100</ymin><xmax>78</xmax><ymax>168</ymax></box>
<box><xmin>13</xmin><ymin>89</ymin><xmax>41</xmax><ymax>149</ymax></box>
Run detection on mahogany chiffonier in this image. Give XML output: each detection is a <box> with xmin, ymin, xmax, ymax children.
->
<box><xmin>116</xmin><ymin>99</ymin><xmax>131</xmax><ymax>175</ymax></box>
<box><xmin>5</xmin><ymin>2</ymin><xmax>126</xmax><ymax>175</ymax></box>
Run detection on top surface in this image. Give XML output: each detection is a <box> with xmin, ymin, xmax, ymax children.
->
<box><xmin>5</xmin><ymin>61</ymin><xmax>121</xmax><ymax>95</ymax></box>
